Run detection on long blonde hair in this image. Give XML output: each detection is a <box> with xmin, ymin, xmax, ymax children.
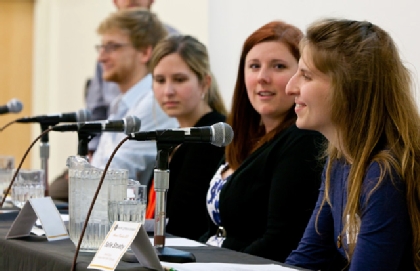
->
<box><xmin>306</xmin><ymin>18</ymin><xmax>420</xmax><ymax>268</ymax></box>
<box><xmin>149</xmin><ymin>35</ymin><xmax>227</xmax><ymax>115</ymax></box>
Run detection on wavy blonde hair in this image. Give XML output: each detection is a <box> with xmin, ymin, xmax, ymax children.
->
<box><xmin>149</xmin><ymin>35</ymin><xmax>227</xmax><ymax>115</ymax></box>
<box><xmin>305</xmin><ymin>18</ymin><xmax>420</xmax><ymax>269</ymax></box>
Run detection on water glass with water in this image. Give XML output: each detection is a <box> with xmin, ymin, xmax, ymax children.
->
<box><xmin>0</xmin><ymin>156</ymin><xmax>14</xmax><ymax>202</ymax></box>
<box><xmin>108</xmin><ymin>180</ymin><xmax>147</xmax><ymax>225</ymax></box>
<box><xmin>11</xmin><ymin>169</ymin><xmax>45</xmax><ymax>208</ymax></box>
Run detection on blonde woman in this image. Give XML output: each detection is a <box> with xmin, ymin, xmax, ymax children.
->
<box><xmin>147</xmin><ymin>35</ymin><xmax>227</xmax><ymax>241</ymax></box>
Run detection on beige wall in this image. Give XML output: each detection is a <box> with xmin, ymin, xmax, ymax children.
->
<box><xmin>208</xmin><ymin>0</ymin><xmax>420</xmax><ymax>110</ymax></box>
<box><xmin>32</xmin><ymin>0</ymin><xmax>209</xmax><ymax>182</ymax></box>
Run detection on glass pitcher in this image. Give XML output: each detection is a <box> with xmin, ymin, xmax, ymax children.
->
<box><xmin>0</xmin><ymin>155</ymin><xmax>14</xmax><ymax>202</ymax></box>
<box><xmin>67</xmin><ymin>156</ymin><xmax>128</xmax><ymax>252</ymax></box>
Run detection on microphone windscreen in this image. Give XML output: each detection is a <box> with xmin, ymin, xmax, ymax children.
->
<box><xmin>212</xmin><ymin>122</ymin><xmax>234</xmax><ymax>147</ymax></box>
<box><xmin>124</xmin><ymin>116</ymin><xmax>141</xmax><ymax>134</ymax></box>
<box><xmin>76</xmin><ymin>109</ymin><xmax>91</xmax><ymax>122</ymax></box>
<box><xmin>8</xmin><ymin>99</ymin><xmax>23</xmax><ymax>113</ymax></box>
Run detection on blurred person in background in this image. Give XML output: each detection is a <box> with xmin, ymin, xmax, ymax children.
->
<box><xmin>50</xmin><ymin>8</ymin><xmax>177</xmax><ymax>201</ymax></box>
<box><xmin>86</xmin><ymin>0</ymin><xmax>180</xmax><ymax>152</ymax></box>
<box><xmin>90</xmin><ymin>8</ymin><xmax>178</xmax><ymax>182</ymax></box>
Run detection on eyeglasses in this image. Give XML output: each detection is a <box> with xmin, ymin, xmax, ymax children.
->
<box><xmin>95</xmin><ymin>43</ymin><xmax>130</xmax><ymax>53</ymax></box>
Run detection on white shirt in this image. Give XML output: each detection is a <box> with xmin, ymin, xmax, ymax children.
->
<box><xmin>91</xmin><ymin>74</ymin><xmax>178</xmax><ymax>185</ymax></box>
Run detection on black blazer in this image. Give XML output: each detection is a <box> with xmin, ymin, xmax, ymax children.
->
<box><xmin>203</xmin><ymin>124</ymin><xmax>324</xmax><ymax>262</ymax></box>
<box><xmin>163</xmin><ymin>111</ymin><xmax>226</xmax><ymax>241</ymax></box>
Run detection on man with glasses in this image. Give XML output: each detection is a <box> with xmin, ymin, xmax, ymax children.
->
<box><xmin>50</xmin><ymin>6</ymin><xmax>178</xmax><ymax>202</ymax></box>
<box><xmin>86</xmin><ymin>0</ymin><xmax>179</xmax><ymax>152</ymax></box>
<box><xmin>89</xmin><ymin>8</ymin><xmax>177</xmax><ymax>184</ymax></box>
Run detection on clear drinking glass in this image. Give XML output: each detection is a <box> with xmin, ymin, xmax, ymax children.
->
<box><xmin>11</xmin><ymin>169</ymin><xmax>45</xmax><ymax>208</ymax></box>
<box><xmin>0</xmin><ymin>156</ymin><xmax>14</xmax><ymax>202</ymax></box>
<box><xmin>108</xmin><ymin>180</ymin><xmax>147</xmax><ymax>225</ymax></box>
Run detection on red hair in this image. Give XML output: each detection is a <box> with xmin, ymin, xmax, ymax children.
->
<box><xmin>226</xmin><ymin>21</ymin><xmax>303</xmax><ymax>169</ymax></box>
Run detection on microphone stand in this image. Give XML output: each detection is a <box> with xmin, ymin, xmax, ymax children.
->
<box><xmin>153</xmin><ymin>142</ymin><xmax>196</xmax><ymax>263</ymax></box>
<box><xmin>39</xmin><ymin>123</ymin><xmax>51</xmax><ymax>196</ymax></box>
<box><xmin>39</xmin><ymin>122</ymin><xmax>94</xmax><ymax>197</ymax></box>
<box><xmin>77</xmin><ymin>131</ymin><xmax>96</xmax><ymax>160</ymax></box>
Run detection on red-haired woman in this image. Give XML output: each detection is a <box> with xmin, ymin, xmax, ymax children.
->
<box><xmin>201</xmin><ymin>21</ymin><xmax>325</xmax><ymax>262</ymax></box>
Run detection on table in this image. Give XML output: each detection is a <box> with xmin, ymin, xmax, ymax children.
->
<box><xmin>0</xmin><ymin>211</ymin><xmax>306</xmax><ymax>271</ymax></box>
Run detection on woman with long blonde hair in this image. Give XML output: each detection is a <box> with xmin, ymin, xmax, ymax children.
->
<box><xmin>286</xmin><ymin>18</ymin><xmax>418</xmax><ymax>270</ymax></box>
<box><xmin>147</xmin><ymin>35</ymin><xmax>227</xmax><ymax>241</ymax></box>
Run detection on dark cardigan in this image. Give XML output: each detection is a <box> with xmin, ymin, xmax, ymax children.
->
<box><xmin>202</xmin><ymin>124</ymin><xmax>325</xmax><ymax>262</ymax></box>
<box><xmin>159</xmin><ymin>111</ymin><xmax>226</xmax><ymax>241</ymax></box>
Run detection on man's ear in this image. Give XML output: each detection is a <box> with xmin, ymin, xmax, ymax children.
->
<box><xmin>139</xmin><ymin>45</ymin><xmax>153</xmax><ymax>64</ymax></box>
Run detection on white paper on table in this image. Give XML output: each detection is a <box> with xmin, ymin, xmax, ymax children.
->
<box><xmin>148</xmin><ymin>237</ymin><xmax>206</xmax><ymax>247</ymax></box>
<box><xmin>6</xmin><ymin>197</ymin><xmax>68</xmax><ymax>241</ymax></box>
<box><xmin>88</xmin><ymin>222</ymin><xmax>163</xmax><ymax>271</ymax></box>
<box><xmin>160</xmin><ymin>262</ymin><xmax>301</xmax><ymax>271</ymax></box>
<box><xmin>36</xmin><ymin>214</ymin><xmax>68</xmax><ymax>226</ymax></box>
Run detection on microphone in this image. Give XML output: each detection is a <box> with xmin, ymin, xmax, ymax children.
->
<box><xmin>0</xmin><ymin>98</ymin><xmax>23</xmax><ymax>115</ymax></box>
<box><xmin>128</xmin><ymin>122</ymin><xmax>234</xmax><ymax>147</ymax></box>
<box><xmin>16</xmin><ymin>109</ymin><xmax>91</xmax><ymax>124</ymax></box>
<box><xmin>52</xmin><ymin>116</ymin><xmax>141</xmax><ymax>134</ymax></box>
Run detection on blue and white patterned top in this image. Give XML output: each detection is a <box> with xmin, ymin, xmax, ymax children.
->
<box><xmin>206</xmin><ymin>163</ymin><xmax>230</xmax><ymax>226</ymax></box>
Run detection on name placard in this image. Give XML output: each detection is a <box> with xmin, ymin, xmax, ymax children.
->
<box><xmin>88</xmin><ymin>221</ymin><xmax>163</xmax><ymax>271</ymax></box>
<box><xmin>6</xmin><ymin>196</ymin><xmax>69</xmax><ymax>241</ymax></box>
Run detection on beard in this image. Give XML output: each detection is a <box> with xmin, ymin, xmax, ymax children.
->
<box><xmin>102</xmin><ymin>69</ymin><xmax>129</xmax><ymax>84</ymax></box>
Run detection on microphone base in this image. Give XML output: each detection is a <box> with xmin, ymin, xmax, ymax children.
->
<box><xmin>156</xmin><ymin>247</ymin><xmax>196</xmax><ymax>263</ymax></box>
<box><xmin>120</xmin><ymin>247</ymin><xmax>196</xmax><ymax>264</ymax></box>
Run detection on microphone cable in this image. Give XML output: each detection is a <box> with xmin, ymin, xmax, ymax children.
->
<box><xmin>0</xmin><ymin>127</ymin><xmax>54</xmax><ymax>208</ymax></box>
<box><xmin>71</xmin><ymin>135</ymin><xmax>130</xmax><ymax>271</ymax></box>
<box><xmin>0</xmin><ymin>119</ymin><xmax>17</xmax><ymax>132</ymax></box>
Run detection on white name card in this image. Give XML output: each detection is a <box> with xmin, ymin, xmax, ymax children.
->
<box><xmin>5</xmin><ymin>196</ymin><xmax>69</xmax><ymax>241</ymax></box>
<box><xmin>88</xmin><ymin>221</ymin><xmax>163</xmax><ymax>271</ymax></box>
